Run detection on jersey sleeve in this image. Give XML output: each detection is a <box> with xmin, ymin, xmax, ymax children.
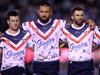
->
<box><xmin>60</xmin><ymin>28</ymin><xmax>68</xmax><ymax>43</ymax></box>
<box><xmin>0</xmin><ymin>41</ymin><xmax>3</xmax><ymax>48</ymax></box>
<box><xmin>60</xmin><ymin>19</ymin><xmax>66</xmax><ymax>28</ymax></box>
<box><xmin>60</xmin><ymin>20</ymin><xmax>69</xmax><ymax>43</ymax></box>
<box><xmin>0</xmin><ymin>37</ymin><xmax>5</xmax><ymax>48</ymax></box>
<box><xmin>93</xmin><ymin>26</ymin><xmax>100</xmax><ymax>45</ymax></box>
<box><xmin>26</xmin><ymin>32</ymin><xmax>34</xmax><ymax>48</ymax></box>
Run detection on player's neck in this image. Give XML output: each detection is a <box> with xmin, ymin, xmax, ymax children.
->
<box><xmin>37</xmin><ymin>18</ymin><xmax>51</xmax><ymax>26</ymax></box>
<box><xmin>72</xmin><ymin>23</ymin><xmax>85</xmax><ymax>30</ymax></box>
<box><xmin>73</xmin><ymin>22</ymin><xmax>82</xmax><ymax>27</ymax></box>
<box><xmin>6</xmin><ymin>29</ymin><xmax>20</xmax><ymax>36</ymax></box>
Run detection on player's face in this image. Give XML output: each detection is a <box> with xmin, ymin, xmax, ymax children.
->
<box><xmin>37</xmin><ymin>5</ymin><xmax>52</xmax><ymax>23</ymax></box>
<box><xmin>7</xmin><ymin>16</ymin><xmax>20</xmax><ymax>31</ymax></box>
<box><xmin>72</xmin><ymin>10</ymin><xmax>85</xmax><ymax>26</ymax></box>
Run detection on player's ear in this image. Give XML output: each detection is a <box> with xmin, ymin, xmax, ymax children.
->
<box><xmin>71</xmin><ymin>15</ymin><xmax>74</xmax><ymax>20</ymax></box>
<box><xmin>7</xmin><ymin>20</ymin><xmax>9</xmax><ymax>25</ymax></box>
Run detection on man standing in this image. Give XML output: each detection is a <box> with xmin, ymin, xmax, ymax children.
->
<box><xmin>0</xmin><ymin>11</ymin><xmax>34</xmax><ymax>75</ymax></box>
<box><xmin>61</xmin><ymin>7</ymin><xmax>99</xmax><ymax>75</ymax></box>
<box><xmin>22</xmin><ymin>2</ymin><xmax>64</xmax><ymax>75</ymax></box>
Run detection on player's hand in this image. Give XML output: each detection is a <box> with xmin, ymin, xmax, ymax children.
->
<box><xmin>85</xmin><ymin>19</ymin><xmax>95</xmax><ymax>30</ymax></box>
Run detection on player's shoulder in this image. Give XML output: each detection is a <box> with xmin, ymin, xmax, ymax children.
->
<box><xmin>54</xmin><ymin>19</ymin><xmax>66</xmax><ymax>22</ymax></box>
<box><xmin>22</xmin><ymin>20</ymin><xmax>35</xmax><ymax>26</ymax></box>
<box><xmin>54</xmin><ymin>19</ymin><xmax>66</xmax><ymax>27</ymax></box>
<box><xmin>20</xmin><ymin>29</ymin><xmax>30</xmax><ymax>35</ymax></box>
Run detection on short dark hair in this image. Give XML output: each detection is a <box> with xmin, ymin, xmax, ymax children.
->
<box><xmin>72</xmin><ymin>7</ymin><xmax>84</xmax><ymax>14</ymax></box>
<box><xmin>37</xmin><ymin>1</ymin><xmax>52</xmax><ymax>9</ymax></box>
<box><xmin>7</xmin><ymin>11</ymin><xmax>19</xmax><ymax>20</ymax></box>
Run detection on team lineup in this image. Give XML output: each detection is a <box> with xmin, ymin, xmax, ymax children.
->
<box><xmin>0</xmin><ymin>1</ymin><xmax>100</xmax><ymax>75</ymax></box>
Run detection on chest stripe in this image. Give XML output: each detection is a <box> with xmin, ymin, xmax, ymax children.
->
<box><xmin>62</xmin><ymin>29</ymin><xmax>92</xmax><ymax>44</ymax></box>
<box><xmin>2</xmin><ymin>34</ymin><xmax>31</xmax><ymax>51</ymax></box>
<box><xmin>29</xmin><ymin>20</ymin><xmax>60</xmax><ymax>40</ymax></box>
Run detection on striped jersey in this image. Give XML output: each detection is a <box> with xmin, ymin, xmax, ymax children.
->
<box><xmin>22</xmin><ymin>19</ymin><xmax>66</xmax><ymax>62</ymax></box>
<box><xmin>0</xmin><ymin>29</ymin><xmax>33</xmax><ymax>71</ymax></box>
<box><xmin>61</xmin><ymin>23</ymin><xmax>98</xmax><ymax>61</ymax></box>
<box><xmin>93</xmin><ymin>26</ymin><xmax>100</xmax><ymax>45</ymax></box>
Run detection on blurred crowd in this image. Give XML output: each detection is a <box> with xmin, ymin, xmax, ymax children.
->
<box><xmin>0</xmin><ymin>0</ymin><xmax>100</xmax><ymax>32</ymax></box>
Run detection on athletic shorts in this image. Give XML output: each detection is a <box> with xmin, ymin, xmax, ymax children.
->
<box><xmin>33</xmin><ymin>60</ymin><xmax>59</xmax><ymax>75</ymax></box>
<box><xmin>68</xmin><ymin>59</ymin><xmax>94</xmax><ymax>75</ymax></box>
<box><xmin>1</xmin><ymin>66</ymin><xmax>25</xmax><ymax>75</ymax></box>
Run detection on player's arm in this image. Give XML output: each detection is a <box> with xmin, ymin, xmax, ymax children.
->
<box><xmin>0</xmin><ymin>39</ymin><xmax>3</xmax><ymax>56</ymax></box>
<box><xmin>92</xmin><ymin>42</ymin><xmax>100</xmax><ymax>52</ymax></box>
<box><xmin>59</xmin><ymin>27</ymin><xmax>68</xmax><ymax>48</ymax></box>
<box><xmin>92</xmin><ymin>26</ymin><xmax>100</xmax><ymax>52</ymax></box>
<box><xmin>59</xmin><ymin>29</ymin><xmax>69</xmax><ymax>63</ymax></box>
<box><xmin>93</xmin><ymin>26</ymin><xmax>100</xmax><ymax>44</ymax></box>
<box><xmin>27</xmin><ymin>32</ymin><xmax>35</xmax><ymax>51</ymax></box>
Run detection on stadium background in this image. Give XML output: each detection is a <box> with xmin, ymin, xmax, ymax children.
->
<box><xmin>0</xmin><ymin>0</ymin><xmax>100</xmax><ymax>75</ymax></box>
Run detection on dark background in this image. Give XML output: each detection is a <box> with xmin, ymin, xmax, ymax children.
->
<box><xmin>0</xmin><ymin>0</ymin><xmax>100</xmax><ymax>32</ymax></box>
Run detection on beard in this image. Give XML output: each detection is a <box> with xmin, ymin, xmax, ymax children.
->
<box><xmin>38</xmin><ymin>16</ymin><xmax>50</xmax><ymax>23</ymax></box>
<box><xmin>74</xmin><ymin>19</ymin><xmax>84</xmax><ymax>26</ymax></box>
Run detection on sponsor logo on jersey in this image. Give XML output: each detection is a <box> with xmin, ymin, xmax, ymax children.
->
<box><xmin>36</xmin><ymin>38</ymin><xmax>55</xmax><ymax>49</ymax></box>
